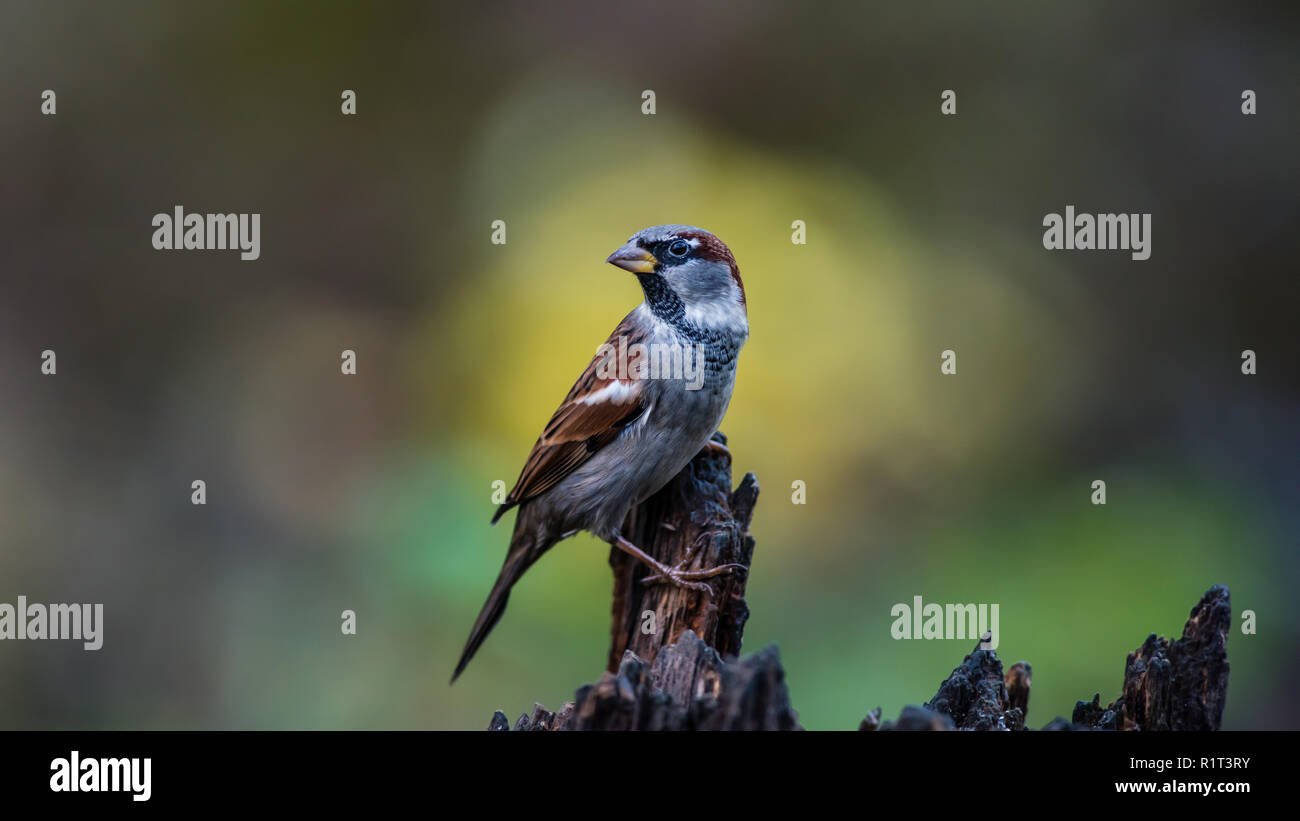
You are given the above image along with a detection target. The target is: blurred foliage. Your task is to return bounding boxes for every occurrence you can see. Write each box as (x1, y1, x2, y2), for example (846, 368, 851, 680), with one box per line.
(0, 1, 1295, 729)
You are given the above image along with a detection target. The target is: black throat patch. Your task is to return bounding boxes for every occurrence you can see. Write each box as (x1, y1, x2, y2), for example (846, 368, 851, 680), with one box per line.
(637, 273, 686, 328)
(635, 272, 739, 369)
(628, 236, 743, 373)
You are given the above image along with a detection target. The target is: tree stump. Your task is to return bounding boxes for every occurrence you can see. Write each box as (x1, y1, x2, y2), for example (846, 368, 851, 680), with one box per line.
(861, 585, 1231, 731)
(1068, 585, 1231, 731)
(487, 431, 804, 730)
(606, 430, 759, 670)
(493, 631, 800, 731)
(482, 431, 1232, 732)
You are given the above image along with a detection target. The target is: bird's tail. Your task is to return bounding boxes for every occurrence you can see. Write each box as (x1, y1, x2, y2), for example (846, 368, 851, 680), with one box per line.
(451, 517, 547, 683)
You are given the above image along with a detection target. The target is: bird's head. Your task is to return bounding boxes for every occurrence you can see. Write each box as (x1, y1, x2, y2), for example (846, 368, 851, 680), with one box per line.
(605, 225, 746, 327)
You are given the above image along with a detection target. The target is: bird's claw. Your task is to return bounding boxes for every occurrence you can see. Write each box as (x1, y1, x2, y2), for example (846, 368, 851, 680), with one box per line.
(643, 561, 748, 592)
(702, 439, 731, 461)
(647, 573, 714, 595)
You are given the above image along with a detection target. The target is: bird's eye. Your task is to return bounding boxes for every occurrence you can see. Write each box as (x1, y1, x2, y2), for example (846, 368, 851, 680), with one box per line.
(668, 239, 690, 257)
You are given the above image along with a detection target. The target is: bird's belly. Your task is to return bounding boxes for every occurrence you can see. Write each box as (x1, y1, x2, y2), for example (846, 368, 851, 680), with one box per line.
(549, 372, 734, 540)
(620, 374, 733, 494)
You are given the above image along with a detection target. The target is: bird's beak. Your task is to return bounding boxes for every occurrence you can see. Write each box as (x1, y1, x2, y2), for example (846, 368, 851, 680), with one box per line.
(605, 243, 657, 274)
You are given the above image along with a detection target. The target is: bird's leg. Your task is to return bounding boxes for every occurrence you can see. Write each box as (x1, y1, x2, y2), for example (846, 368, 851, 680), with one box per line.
(633, 526, 748, 586)
(702, 439, 731, 460)
(612, 535, 722, 595)
(642, 560, 747, 585)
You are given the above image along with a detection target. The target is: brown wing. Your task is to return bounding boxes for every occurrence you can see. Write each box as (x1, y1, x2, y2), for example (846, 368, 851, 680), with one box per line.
(491, 311, 650, 523)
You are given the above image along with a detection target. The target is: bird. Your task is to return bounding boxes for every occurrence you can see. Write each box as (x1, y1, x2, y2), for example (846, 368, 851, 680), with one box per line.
(451, 225, 750, 682)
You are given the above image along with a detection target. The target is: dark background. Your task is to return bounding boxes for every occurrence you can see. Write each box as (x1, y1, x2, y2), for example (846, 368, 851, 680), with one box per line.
(0, 1, 1295, 729)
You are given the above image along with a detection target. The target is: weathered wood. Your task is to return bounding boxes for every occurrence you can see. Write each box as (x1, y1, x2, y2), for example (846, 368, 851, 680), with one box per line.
(480, 429, 1233, 732)
(863, 586, 1231, 731)
(864, 640, 1028, 731)
(1069, 585, 1230, 731)
(492, 630, 800, 731)
(486, 432, 798, 731)
(1005, 662, 1032, 718)
(606, 431, 758, 671)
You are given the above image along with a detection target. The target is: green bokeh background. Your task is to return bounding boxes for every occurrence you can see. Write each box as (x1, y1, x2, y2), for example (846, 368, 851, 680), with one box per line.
(0, 1, 1295, 729)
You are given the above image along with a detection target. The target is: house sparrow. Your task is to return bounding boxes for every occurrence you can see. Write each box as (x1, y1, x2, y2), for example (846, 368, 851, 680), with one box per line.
(452, 225, 749, 682)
